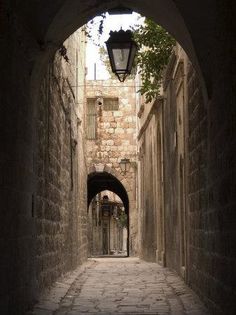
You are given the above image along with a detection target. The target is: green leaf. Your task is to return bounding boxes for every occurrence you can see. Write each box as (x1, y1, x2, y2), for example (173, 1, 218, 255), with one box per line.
(133, 18, 175, 103)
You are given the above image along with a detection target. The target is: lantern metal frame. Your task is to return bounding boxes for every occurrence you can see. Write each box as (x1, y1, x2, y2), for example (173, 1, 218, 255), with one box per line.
(106, 29, 137, 82)
(119, 158, 131, 174)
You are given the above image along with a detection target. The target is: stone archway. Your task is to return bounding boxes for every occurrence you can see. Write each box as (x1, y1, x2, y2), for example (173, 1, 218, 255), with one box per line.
(29, 0, 213, 112)
(0, 1, 234, 314)
(88, 163, 133, 208)
(87, 171, 129, 211)
(87, 167, 131, 256)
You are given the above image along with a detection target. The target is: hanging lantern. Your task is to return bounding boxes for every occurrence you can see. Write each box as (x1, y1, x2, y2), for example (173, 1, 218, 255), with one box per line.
(106, 29, 137, 82)
(119, 158, 131, 174)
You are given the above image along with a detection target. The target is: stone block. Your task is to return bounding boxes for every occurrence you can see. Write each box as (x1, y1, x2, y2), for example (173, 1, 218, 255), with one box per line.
(113, 111, 122, 117)
(107, 128, 114, 133)
(115, 128, 124, 134)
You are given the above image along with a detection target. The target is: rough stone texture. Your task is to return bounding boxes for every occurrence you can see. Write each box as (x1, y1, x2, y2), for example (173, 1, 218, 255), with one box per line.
(137, 47, 189, 269)
(0, 1, 235, 314)
(30, 258, 209, 315)
(28, 260, 95, 315)
(138, 100, 164, 263)
(186, 58, 209, 306)
(35, 29, 88, 294)
(86, 80, 138, 256)
(162, 46, 188, 276)
(0, 6, 38, 313)
(187, 49, 235, 314)
(0, 24, 87, 313)
(186, 5, 236, 314)
(138, 41, 236, 315)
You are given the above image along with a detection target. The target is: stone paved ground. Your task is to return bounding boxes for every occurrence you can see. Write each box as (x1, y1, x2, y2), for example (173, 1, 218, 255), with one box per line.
(30, 258, 209, 315)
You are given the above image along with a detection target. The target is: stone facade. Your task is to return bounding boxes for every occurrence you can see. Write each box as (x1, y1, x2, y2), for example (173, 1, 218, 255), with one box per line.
(137, 43, 236, 314)
(0, 1, 235, 314)
(86, 80, 138, 255)
(35, 29, 88, 297)
(137, 98, 164, 263)
(162, 46, 190, 277)
(137, 46, 202, 271)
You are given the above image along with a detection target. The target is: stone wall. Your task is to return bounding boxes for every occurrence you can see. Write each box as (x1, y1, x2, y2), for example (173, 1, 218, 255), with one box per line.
(138, 45, 202, 276)
(0, 24, 88, 311)
(138, 41, 236, 314)
(0, 2, 235, 314)
(141, 44, 208, 292)
(86, 80, 138, 255)
(35, 29, 88, 293)
(187, 50, 235, 315)
(162, 68, 179, 272)
(0, 7, 39, 313)
(162, 46, 189, 277)
(138, 100, 165, 263)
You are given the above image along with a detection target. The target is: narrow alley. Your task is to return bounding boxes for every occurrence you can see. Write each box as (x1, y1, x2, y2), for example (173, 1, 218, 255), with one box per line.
(0, 1, 235, 315)
(31, 258, 208, 315)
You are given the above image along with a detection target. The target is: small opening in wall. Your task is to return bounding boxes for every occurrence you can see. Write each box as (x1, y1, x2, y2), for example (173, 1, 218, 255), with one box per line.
(103, 98, 119, 111)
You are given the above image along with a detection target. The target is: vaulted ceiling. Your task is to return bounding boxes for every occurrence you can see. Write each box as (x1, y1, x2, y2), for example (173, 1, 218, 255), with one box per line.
(16, 0, 224, 101)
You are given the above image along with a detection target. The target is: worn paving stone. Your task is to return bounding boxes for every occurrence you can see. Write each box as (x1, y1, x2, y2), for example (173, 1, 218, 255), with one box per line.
(31, 257, 209, 315)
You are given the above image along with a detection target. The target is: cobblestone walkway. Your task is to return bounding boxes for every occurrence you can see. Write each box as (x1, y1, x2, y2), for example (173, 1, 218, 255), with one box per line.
(31, 258, 209, 315)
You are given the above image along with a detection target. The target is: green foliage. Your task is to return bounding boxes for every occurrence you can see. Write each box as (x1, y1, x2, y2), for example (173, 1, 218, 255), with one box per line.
(83, 14, 106, 45)
(86, 15, 175, 102)
(117, 211, 127, 228)
(133, 18, 175, 103)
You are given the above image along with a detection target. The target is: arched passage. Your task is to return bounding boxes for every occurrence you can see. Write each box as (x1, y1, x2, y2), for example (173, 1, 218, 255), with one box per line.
(88, 171, 130, 256)
(88, 171, 129, 213)
(0, 1, 234, 314)
(29, 0, 212, 110)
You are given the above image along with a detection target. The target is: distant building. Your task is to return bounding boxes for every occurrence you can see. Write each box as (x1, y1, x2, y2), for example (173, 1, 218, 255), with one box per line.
(88, 191, 127, 256)
(86, 79, 138, 256)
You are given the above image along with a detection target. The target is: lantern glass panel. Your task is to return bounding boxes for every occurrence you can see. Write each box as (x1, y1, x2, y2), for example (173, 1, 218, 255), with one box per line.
(120, 161, 126, 172)
(112, 47, 129, 71)
(127, 44, 137, 72)
(106, 29, 137, 82)
(119, 158, 131, 173)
